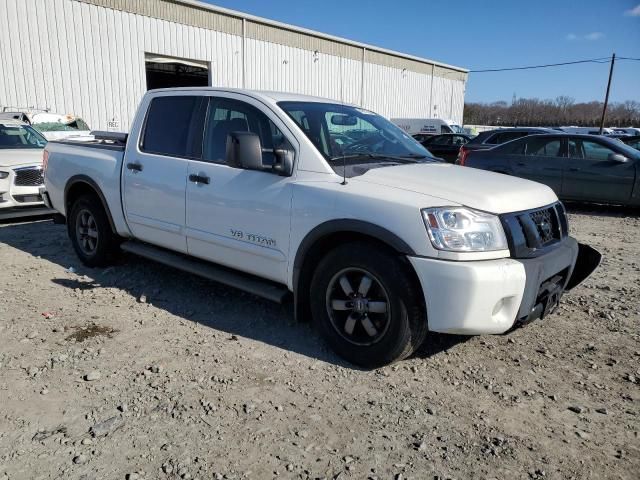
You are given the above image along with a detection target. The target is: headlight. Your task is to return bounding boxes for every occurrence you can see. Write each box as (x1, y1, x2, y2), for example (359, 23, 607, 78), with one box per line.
(422, 207, 508, 252)
(0, 171, 8, 179)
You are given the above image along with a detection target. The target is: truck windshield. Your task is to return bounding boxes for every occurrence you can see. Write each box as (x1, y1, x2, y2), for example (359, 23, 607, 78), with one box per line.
(278, 102, 435, 167)
(0, 123, 47, 149)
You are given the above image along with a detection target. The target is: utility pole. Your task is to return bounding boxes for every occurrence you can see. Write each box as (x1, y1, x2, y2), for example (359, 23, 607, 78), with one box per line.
(599, 53, 615, 134)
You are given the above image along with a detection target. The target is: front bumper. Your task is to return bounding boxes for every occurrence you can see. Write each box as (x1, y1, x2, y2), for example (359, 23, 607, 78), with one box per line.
(408, 237, 600, 335)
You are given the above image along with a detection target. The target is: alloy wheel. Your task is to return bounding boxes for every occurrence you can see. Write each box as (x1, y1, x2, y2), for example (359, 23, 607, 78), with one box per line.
(75, 209, 99, 256)
(325, 267, 391, 346)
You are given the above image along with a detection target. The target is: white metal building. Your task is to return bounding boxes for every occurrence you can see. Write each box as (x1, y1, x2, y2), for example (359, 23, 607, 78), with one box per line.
(0, 0, 468, 131)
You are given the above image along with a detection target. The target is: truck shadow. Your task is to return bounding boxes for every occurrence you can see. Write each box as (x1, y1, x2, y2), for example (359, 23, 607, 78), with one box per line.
(1, 219, 461, 369)
(563, 202, 640, 218)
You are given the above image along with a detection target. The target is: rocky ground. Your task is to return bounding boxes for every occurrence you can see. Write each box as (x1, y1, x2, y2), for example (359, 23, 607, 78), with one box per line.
(0, 205, 638, 480)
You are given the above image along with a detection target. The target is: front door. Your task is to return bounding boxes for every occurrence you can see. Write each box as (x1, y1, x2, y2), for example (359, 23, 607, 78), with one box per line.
(122, 94, 207, 252)
(185, 94, 297, 284)
(562, 137, 635, 203)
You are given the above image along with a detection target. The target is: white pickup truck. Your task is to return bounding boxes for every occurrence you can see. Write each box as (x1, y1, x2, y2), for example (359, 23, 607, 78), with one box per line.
(41, 88, 600, 367)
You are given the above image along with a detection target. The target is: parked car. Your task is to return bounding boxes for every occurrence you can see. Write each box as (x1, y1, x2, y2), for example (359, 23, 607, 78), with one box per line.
(391, 118, 465, 136)
(419, 133, 473, 163)
(557, 126, 615, 135)
(0, 112, 32, 124)
(42, 88, 599, 368)
(458, 133, 640, 206)
(31, 113, 91, 141)
(621, 135, 640, 151)
(0, 120, 50, 216)
(613, 127, 640, 136)
(457, 127, 555, 164)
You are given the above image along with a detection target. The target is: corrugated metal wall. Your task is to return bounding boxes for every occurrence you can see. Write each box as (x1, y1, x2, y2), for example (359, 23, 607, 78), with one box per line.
(0, 0, 466, 130)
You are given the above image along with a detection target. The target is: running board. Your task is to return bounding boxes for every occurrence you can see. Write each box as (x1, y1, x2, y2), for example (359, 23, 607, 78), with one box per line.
(120, 240, 290, 303)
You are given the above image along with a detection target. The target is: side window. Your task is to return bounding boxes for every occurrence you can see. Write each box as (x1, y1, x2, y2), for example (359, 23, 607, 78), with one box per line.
(582, 140, 617, 161)
(202, 98, 291, 165)
(441, 125, 453, 134)
(452, 135, 467, 146)
(495, 132, 527, 144)
(568, 139, 583, 158)
(485, 133, 499, 145)
(524, 137, 562, 157)
(431, 135, 452, 146)
(500, 138, 526, 154)
(141, 96, 207, 158)
(627, 139, 640, 150)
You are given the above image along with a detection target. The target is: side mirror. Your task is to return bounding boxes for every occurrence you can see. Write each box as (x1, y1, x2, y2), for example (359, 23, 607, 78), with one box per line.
(608, 153, 628, 163)
(272, 148, 294, 176)
(226, 131, 294, 176)
(226, 131, 263, 170)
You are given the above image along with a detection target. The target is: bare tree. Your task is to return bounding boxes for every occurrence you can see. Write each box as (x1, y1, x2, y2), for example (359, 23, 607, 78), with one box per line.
(463, 98, 640, 127)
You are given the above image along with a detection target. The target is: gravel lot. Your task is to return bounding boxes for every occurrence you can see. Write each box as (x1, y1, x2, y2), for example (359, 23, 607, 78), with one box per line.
(0, 206, 638, 480)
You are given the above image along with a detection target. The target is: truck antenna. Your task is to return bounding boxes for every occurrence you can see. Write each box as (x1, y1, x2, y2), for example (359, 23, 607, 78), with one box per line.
(339, 57, 347, 185)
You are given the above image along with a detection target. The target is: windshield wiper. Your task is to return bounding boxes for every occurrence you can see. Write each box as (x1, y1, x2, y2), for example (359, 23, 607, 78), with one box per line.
(330, 153, 427, 163)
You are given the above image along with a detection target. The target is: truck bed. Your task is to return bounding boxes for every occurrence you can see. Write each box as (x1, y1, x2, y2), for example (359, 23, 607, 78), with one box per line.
(49, 130, 128, 152)
(44, 131, 130, 235)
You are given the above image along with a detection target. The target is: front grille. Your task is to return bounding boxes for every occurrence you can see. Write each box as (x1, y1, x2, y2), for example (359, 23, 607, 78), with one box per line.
(528, 208, 557, 245)
(501, 203, 568, 258)
(14, 167, 44, 187)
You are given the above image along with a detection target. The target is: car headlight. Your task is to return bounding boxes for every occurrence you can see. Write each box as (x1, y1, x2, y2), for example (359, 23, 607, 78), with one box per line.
(422, 207, 508, 252)
(0, 171, 9, 179)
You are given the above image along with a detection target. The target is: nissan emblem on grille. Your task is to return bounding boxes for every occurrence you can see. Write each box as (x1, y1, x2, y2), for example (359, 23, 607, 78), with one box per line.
(14, 167, 44, 187)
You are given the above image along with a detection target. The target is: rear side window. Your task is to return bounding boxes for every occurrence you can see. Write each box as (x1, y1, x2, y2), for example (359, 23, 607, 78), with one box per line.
(431, 135, 452, 145)
(499, 137, 526, 154)
(492, 131, 528, 144)
(524, 137, 562, 157)
(141, 96, 208, 158)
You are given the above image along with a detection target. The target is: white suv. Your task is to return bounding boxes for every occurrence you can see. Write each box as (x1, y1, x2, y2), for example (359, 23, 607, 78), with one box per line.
(0, 120, 48, 214)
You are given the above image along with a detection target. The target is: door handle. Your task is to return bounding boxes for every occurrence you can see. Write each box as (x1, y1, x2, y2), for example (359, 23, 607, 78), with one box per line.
(188, 174, 210, 185)
(569, 167, 580, 172)
(126, 162, 143, 172)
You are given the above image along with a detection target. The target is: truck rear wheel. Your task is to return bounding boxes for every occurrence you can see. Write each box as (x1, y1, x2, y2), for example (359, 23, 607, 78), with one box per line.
(310, 242, 427, 368)
(68, 194, 118, 267)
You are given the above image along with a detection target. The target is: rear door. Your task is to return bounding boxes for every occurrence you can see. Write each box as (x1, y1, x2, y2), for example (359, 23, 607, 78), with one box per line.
(562, 137, 635, 203)
(508, 136, 564, 194)
(122, 94, 207, 253)
(185, 93, 297, 284)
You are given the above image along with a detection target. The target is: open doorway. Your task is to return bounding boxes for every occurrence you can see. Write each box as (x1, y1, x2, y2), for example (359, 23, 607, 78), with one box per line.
(145, 53, 210, 90)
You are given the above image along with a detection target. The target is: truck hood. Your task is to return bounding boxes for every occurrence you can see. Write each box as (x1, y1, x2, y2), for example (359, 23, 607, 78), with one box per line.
(0, 149, 44, 168)
(351, 162, 558, 214)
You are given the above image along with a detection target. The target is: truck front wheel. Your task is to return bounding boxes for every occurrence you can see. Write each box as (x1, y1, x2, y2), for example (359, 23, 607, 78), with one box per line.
(310, 242, 427, 368)
(68, 195, 118, 267)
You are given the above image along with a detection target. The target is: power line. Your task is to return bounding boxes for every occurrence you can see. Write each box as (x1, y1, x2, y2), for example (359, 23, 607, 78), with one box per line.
(469, 56, 640, 73)
(469, 57, 613, 73)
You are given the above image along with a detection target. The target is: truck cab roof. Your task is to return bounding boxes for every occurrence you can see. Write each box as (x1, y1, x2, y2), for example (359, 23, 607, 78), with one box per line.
(144, 87, 346, 106)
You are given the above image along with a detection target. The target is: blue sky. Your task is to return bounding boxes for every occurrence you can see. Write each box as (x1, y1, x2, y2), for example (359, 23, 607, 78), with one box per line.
(203, 0, 640, 104)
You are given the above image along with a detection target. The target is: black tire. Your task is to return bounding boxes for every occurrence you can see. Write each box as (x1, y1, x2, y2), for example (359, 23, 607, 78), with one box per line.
(310, 242, 427, 368)
(68, 194, 119, 267)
